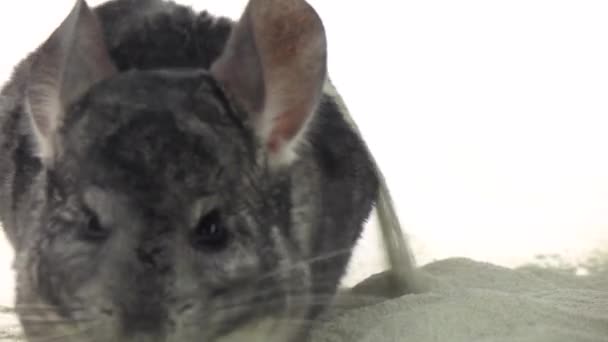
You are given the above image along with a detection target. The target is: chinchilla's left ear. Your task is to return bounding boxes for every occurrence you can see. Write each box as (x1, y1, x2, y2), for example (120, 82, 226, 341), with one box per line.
(211, 0, 327, 167)
(26, 0, 117, 164)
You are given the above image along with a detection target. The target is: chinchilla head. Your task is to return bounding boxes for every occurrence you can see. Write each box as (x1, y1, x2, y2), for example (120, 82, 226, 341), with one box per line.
(4, 0, 363, 341)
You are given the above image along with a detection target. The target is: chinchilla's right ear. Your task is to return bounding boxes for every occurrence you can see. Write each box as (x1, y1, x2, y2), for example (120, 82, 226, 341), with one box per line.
(211, 0, 327, 168)
(25, 0, 117, 165)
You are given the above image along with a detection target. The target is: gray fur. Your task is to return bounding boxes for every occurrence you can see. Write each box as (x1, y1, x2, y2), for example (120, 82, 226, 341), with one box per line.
(0, 0, 380, 341)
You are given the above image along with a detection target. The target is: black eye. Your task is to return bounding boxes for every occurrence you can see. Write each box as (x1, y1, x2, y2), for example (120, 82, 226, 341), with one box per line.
(192, 210, 229, 250)
(79, 209, 110, 242)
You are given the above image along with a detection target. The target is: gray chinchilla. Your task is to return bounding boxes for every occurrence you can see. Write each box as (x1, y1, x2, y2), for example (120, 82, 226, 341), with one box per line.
(0, 0, 417, 341)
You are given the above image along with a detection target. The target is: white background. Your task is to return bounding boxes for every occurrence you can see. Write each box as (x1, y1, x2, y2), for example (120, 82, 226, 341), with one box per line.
(1, 0, 608, 304)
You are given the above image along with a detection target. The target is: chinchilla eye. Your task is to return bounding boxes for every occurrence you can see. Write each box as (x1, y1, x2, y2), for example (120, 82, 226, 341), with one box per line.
(192, 210, 230, 251)
(79, 209, 110, 242)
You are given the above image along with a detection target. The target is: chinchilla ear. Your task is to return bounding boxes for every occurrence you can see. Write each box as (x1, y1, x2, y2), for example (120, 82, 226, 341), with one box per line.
(210, 0, 327, 167)
(26, 0, 117, 164)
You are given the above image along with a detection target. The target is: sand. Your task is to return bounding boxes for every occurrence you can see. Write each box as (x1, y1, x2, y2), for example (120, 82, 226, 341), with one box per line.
(311, 258, 608, 342)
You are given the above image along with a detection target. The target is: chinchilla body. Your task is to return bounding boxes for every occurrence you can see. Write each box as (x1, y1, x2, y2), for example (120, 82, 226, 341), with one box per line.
(0, 0, 378, 341)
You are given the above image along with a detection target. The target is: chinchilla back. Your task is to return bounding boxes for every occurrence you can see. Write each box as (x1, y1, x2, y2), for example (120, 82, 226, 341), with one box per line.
(324, 80, 422, 295)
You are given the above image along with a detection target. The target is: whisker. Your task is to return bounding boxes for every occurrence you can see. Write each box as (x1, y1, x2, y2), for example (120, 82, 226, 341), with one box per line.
(10, 303, 57, 308)
(252, 247, 355, 283)
(210, 270, 381, 315)
(273, 317, 353, 337)
(213, 290, 379, 316)
(25, 322, 100, 342)
(201, 247, 356, 313)
(273, 317, 325, 327)
(10, 304, 85, 312)
(18, 317, 92, 325)
(0, 306, 16, 314)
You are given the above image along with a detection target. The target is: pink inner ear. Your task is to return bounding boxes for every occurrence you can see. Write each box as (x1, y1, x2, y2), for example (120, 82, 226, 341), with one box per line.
(267, 107, 311, 154)
(211, 0, 327, 161)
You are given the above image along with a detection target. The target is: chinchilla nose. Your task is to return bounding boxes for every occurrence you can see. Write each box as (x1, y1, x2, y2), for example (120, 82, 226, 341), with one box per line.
(136, 242, 172, 273)
(116, 230, 175, 337)
(135, 220, 174, 274)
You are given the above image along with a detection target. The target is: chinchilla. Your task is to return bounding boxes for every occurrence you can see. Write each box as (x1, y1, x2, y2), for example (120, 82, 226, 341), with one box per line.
(0, 0, 419, 341)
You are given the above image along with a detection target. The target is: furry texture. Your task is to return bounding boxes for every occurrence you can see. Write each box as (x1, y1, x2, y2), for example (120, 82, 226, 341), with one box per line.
(0, 0, 379, 341)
